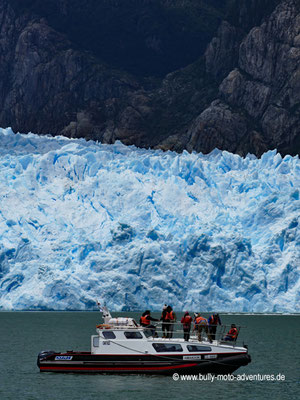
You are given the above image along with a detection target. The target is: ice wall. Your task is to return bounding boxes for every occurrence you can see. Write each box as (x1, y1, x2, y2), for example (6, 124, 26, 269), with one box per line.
(0, 128, 299, 312)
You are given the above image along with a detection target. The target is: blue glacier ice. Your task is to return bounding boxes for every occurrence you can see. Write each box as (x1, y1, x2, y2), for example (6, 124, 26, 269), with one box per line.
(0, 127, 299, 312)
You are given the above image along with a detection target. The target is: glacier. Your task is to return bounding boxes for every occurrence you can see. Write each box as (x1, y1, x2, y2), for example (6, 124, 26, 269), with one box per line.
(0, 127, 299, 312)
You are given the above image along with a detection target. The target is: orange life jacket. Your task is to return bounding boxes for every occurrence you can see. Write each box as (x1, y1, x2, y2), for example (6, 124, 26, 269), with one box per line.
(140, 315, 150, 325)
(195, 316, 207, 325)
(166, 311, 175, 321)
(228, 327, 238, 339)
(161, 310, 169, 321)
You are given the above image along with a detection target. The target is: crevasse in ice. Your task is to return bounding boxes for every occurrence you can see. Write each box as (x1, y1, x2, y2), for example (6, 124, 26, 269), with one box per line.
(0, 128, 299, 312)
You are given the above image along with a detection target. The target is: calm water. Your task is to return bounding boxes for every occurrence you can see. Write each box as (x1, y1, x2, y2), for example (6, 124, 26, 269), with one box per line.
(1, 312, 299, 400)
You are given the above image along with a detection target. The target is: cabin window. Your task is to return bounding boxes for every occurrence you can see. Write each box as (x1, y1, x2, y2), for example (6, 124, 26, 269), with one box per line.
(93, 337, 99, 347)
(143, 329, 153, 338)
(102, 331, 116, 339)
(124, 331, 143, 339)
(187, 345, 212, 352)
(152, 343, 183, 352)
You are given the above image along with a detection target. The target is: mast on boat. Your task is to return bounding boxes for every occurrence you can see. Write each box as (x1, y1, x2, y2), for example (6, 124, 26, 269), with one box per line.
(96, 300, 112, 324)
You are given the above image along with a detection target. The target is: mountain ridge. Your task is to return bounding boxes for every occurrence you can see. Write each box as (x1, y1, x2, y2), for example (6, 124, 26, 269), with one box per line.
(0, 0, 299, 156)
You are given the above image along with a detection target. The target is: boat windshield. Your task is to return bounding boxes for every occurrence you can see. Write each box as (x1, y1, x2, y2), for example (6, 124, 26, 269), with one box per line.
(143, 329, 153, 338)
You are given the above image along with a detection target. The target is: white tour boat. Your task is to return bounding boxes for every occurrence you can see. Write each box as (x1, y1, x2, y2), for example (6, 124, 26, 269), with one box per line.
(37, 305, 251, 374)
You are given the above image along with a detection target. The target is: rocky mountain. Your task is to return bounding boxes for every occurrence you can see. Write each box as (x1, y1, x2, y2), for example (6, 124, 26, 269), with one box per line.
(0, 0, 299, 156)
(186, 0, 300, 156)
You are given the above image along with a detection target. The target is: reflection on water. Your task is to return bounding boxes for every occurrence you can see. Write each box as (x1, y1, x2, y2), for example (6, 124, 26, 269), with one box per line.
(0, 312, 299, 400)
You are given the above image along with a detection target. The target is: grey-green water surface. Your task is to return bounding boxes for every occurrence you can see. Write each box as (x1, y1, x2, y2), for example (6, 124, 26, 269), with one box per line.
(0, 312, 299, 400)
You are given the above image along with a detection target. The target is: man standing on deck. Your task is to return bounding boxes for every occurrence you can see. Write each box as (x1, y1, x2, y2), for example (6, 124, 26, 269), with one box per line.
(160, 304, 169, 338)
(166, 306, 176, 338)
(208, 313, 222, 341)
(181, 311, 193, 341)
(194, 313, 212, 343)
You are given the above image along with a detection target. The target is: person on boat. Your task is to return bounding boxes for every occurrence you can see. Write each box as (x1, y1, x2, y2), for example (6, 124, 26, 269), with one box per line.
(140, 310, 159, 337)
(224, 324, 238, 341)
(160, 304, 170, 338)
(181, 311, 193, 341)
(208, 313, 222, 341)
(166, 306, 176, 338)
(194, 313, 212, 343)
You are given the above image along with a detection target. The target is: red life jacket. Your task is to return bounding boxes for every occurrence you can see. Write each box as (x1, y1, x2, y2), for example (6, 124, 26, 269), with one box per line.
(228, 327, 238, 339)
(195, 316, 207, 325)
(181, 315, 192, 327)
(140, 315, 150, 326)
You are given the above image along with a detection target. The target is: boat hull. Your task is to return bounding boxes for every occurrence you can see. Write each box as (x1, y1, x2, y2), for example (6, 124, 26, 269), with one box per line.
(37, 351, 251, 375)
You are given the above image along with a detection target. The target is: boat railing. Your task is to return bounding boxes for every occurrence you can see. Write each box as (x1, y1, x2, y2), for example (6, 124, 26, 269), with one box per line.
(145, 322, 244, 346)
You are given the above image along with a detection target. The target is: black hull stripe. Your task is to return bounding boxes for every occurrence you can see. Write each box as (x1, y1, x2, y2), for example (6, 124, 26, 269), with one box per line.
(40, 352, 247, 363)
(39, 355, 251, 374)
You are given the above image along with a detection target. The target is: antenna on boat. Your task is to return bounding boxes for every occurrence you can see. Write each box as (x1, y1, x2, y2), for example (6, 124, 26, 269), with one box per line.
(96, 299, 112, 324)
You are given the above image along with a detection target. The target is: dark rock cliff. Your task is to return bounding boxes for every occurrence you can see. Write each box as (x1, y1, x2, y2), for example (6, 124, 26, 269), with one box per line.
(0, 0, 299, 156)
(187, 0, 300, 156)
